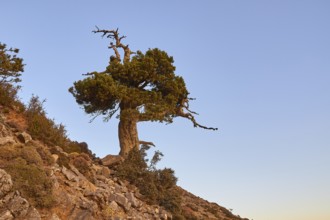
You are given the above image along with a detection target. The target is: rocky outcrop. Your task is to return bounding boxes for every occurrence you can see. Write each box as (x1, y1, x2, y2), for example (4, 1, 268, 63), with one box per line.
(48, 161, 172, 220)
(16, 132, 32, 144)
(0, 110, 248, 220)
(0, 123, 17, 146)
(0, 169, 41, 220)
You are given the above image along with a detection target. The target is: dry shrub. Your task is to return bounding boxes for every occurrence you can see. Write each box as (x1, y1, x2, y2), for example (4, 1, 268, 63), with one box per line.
(71, 153, 91, 175)
(115, 147, 182, 215)
(0, 144, 55, 207)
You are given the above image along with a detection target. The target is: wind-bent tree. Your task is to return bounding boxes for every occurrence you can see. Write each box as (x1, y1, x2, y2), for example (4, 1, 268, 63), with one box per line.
(69, 28, 217, 157)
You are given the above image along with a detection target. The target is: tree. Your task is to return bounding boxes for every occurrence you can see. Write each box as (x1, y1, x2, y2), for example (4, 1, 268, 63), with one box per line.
(0, 43, 24, 84)
(69, 27, 217, 157)
(0, 43, 24, 107)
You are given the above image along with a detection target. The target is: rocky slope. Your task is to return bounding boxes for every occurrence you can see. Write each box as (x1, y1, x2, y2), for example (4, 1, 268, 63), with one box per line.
(0, 109, 248, 220)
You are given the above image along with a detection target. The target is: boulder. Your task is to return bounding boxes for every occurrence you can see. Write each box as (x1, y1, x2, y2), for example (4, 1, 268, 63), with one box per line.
(52, 154, 59, 163)
(125, 192, 139, 208)
(0, 137, 16, 146)
(62, 166, 79, 182)
(109, 193, 131, 211)
(101, 155, 124, 167)
(0, 210, 13, 219)
(0, 124, 10, 137)
(109, 201, 118, 211)
(17, 132, 32, 144)
(50, 213, 62, 220)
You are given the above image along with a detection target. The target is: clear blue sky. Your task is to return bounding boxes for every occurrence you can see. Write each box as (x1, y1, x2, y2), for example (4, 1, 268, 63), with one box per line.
(1, 1, 329, 219)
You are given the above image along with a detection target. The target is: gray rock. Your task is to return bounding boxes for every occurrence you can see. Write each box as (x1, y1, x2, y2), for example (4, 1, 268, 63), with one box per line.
(49, 213, 62, 220)
(109, 193, 131, 211)
(0, 124, 10, 137)
(115, 193, 128, 207)
(71, 210, 95, 220)
(0, 169, 13, 198)
(0, 210, 14, 220)
(114, 184, 122, 194)
(17, 132, 32, 144)
(160, 212, 168, 220)
(101, 155, 123, 167)
(0, 136, 16, 146)
(52, 154, 59, 163)
(24, 206, 41, 220)
(6, 192, 30, 218)
(62, 166, 79, 182)
(125, 192, 139, 208)
(109, 200, 118, 211)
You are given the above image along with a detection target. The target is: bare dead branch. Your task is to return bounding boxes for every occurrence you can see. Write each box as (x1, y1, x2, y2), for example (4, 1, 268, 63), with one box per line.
(177, 110, 218, 130)
(93, 26, 132, 63)
(177, 98, 217, 130)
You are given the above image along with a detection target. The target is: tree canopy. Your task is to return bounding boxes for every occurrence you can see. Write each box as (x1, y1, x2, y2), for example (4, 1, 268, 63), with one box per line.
(0, 43, 24, 84)
(69, 28, 217, 156)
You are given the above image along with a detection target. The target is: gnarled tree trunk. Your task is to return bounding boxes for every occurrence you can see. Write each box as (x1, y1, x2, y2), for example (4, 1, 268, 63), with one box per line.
(118, 118, 139, 157)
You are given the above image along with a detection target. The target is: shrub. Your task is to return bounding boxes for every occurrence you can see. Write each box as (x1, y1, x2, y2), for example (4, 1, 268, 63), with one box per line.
(35, 143, 55, 166)
(0, 82, 24, 110)
(25, 96, 94, 158)
(63, 141, 94, 158)
(71, 153, 91, 175)
(115, 147, 182, 215)
(25, 95, 68, 147)
(6, 158, 55, 207)
(0, 144, 55, 208)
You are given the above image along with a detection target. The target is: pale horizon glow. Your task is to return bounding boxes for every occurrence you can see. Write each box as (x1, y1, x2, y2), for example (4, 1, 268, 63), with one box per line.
(1, 1, 330, 220)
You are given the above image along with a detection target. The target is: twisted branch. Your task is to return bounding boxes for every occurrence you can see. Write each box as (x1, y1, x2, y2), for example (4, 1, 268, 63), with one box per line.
(177, 98, 218, 130)
(93, 26, 133, 63)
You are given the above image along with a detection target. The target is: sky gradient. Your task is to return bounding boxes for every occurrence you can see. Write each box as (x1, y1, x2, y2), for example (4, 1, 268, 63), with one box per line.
(1, 1, 330, 219)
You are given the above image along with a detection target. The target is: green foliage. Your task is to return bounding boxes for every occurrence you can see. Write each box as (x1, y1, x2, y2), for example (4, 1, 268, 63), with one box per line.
(64, 141, 93, 156)
(0, 145, 55, 208)
(35, 143, 55, 166)
(70, 29, 216, 158)
(115, 147, 182, 214)
(0, 43, 24, 84)
(25, 95, 94, 157)
(26, 95, 68, 147)
(0, 43, 24, 110)
(70, 48, 189, 123)
(70, 152, 92, 175)
(69, 152, 95, 182)
(0, 82, 19, 107)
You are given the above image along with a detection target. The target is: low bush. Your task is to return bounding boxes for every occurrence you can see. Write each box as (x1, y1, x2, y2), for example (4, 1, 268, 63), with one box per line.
(115, 147, 182, 216)
(25, 95, 94, 157)
(71, 152, 91, 175)
(0, 82, 24, 112)
(0, 145, 55, 208)
(25, 95, 68, 147)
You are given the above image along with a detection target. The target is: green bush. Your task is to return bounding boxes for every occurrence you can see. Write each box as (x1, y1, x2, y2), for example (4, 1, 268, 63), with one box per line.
(0, 145, 55, 208)
(0, 82, 24, 111)
(25, 96, 94, 158)
(6, 158, 55, 207)
(63, 141, 94, 158)
(25, 95, 68, 147)
(35, 143, 55, 166)
(71, 152, 91, 175)
(115, 147, 182, 215)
